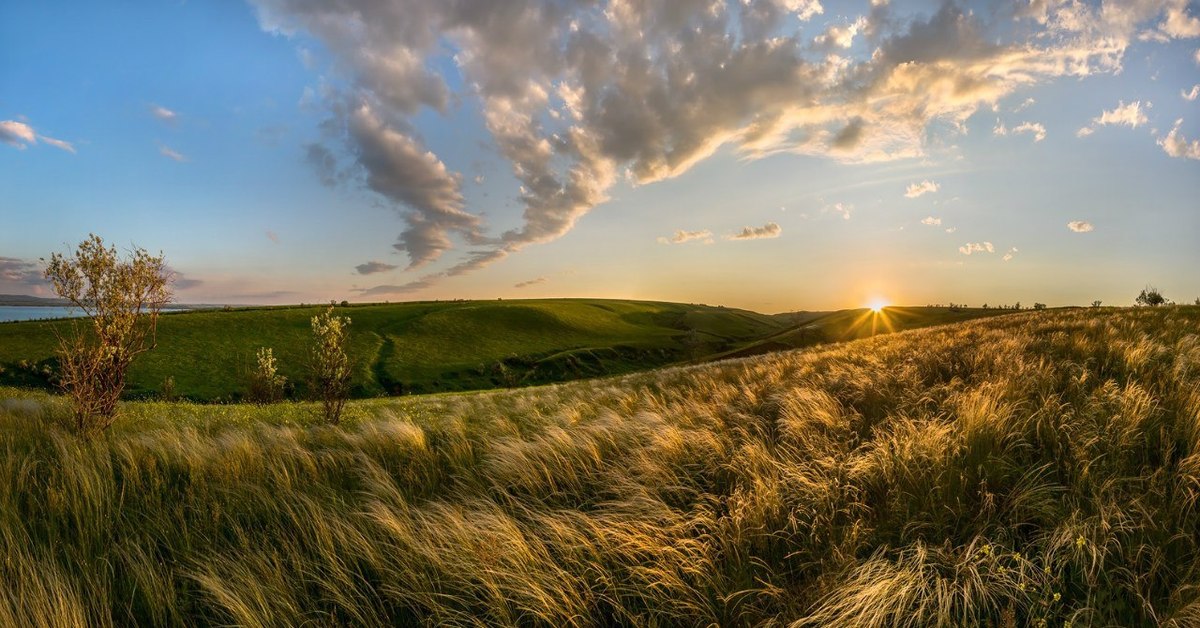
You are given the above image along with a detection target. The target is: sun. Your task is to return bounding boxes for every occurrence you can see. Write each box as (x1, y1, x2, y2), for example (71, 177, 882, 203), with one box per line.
(867, 298, 889, 313)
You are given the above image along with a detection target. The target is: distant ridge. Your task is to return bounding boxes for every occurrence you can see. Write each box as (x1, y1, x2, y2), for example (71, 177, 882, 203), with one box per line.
(0, 294, 69, 307)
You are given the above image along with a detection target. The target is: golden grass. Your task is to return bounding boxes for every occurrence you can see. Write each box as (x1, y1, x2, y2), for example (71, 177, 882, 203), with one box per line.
(1, 306, 1198, 625)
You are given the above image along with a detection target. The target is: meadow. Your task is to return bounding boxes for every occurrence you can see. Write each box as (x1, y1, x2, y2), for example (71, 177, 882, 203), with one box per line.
(0, 299, 1004, 401)
(2, 305, 1198, 626)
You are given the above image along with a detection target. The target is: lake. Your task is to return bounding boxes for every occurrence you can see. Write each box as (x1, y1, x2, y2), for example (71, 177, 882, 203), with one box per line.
(0, 306, 85, 323)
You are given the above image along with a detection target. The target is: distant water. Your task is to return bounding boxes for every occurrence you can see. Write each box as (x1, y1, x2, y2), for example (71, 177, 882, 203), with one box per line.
(0, 306, 85, 322)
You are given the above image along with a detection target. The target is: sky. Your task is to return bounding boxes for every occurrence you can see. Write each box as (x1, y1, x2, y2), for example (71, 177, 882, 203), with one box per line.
(1, 0, 1198, 313)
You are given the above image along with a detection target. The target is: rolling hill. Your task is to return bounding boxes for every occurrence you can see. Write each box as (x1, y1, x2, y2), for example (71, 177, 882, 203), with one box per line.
(0, 299, 1010, 401)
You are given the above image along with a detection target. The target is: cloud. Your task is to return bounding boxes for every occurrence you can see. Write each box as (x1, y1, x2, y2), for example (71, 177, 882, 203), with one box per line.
(304, 143, 342, 187)
(513, 277, 547, 288)
(0, 121, 36, 148)
(1158, 118, 1200, 159)
(266, 230, 279, 244)
(905, 180, 939, 198)
(657, 229, 714, 245)
(1067, 220, 1094, 233)
(958, 241, 994, 255)
(1002, 247, 1018, 262)
(1014, 97, 1036, 112)
(921, 216, 941, 226)
(727, 222, 782, 240)
(1012, 122, 1046, 142)
(823, 202, 852, 220)
(0, 257, 45, 290)
(355, 260, 399, 275)
(162, 266, 203, 290)
(945, 227, 957, 234)
(38, 136, 76, 153)
(1185, 85, 1200, 101)
(159, 145, 187, 162)
(814, 16, 866, 49)
(251, 0, 1195, 293)
(0, 120, 74, 153)
(149, 104, 179, 125)
(1078, 100, 1149, 136)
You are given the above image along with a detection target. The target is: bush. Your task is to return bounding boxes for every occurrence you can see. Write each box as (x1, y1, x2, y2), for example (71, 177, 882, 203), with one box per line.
(42, 234, 172, 434)
(248, 347, 287, 404)
(1136, 286, 1165, 307)
(309, 307, 351, 423)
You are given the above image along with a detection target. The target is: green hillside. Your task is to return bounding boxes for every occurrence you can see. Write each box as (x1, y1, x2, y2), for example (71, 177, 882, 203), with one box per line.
(0, 299, 787, 400)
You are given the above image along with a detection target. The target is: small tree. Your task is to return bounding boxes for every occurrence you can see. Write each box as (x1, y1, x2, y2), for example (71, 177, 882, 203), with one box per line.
(1033, 302, 1047, 310)
(1091, 300, 1102, 308)
(248, 347, 287, 404)
(309, 307, 351, 424)
(43, 234, 172, 434)
(1135, 286, 1166, 307)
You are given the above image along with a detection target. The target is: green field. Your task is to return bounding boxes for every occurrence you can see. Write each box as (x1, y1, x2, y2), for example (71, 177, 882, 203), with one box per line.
(0, 299, 1007, 401)
(1, 306, 1198, 625)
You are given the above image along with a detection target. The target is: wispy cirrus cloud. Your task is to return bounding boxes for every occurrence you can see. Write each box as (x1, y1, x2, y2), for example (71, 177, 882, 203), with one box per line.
(727, 222, 782, 241)
(994, 121, 1046, 142)
(159, 145, 187, 162)
(149, 104, 179, 125)
(905, 180, 939, 199)
(1184, 85, 1200, 101)
(1067, 220, 1095, 233)
(1002, 247, 1018, 262)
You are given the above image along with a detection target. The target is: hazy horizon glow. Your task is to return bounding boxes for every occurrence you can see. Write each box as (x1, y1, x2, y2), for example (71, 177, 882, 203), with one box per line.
(2, 1, 1198, 313)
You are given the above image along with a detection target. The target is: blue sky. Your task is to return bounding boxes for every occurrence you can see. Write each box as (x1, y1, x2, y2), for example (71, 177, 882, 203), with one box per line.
(2, 0, 1198, 312)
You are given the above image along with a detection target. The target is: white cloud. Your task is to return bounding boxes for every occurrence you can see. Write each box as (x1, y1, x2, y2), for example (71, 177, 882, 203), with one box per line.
(1183, 85, 1200, 101)
(814, 17, 866, 49)
(38, 136, 76, 153)
(1012, 121, 1047, 142)
(1078, 100, 1149, 136)
(958, 242, 994, 255)
(921, 216, 941, 226)
(1002, 247, 1018, 262)
(1067, 220, 1094, 232)
(1014, 97, 1036, 112)
(782, 0, 824, 22)
(727, 222, 782, 240)
(657, 229, 714, 245)
(0, 120, 74, 153)
(1158, 118, 1200, 160)
(0, 121, 36, 148)
(514, 277, 547, 289)
(149, 104, 178, 124)
(159, 145, 187, 162)
(945, 227, 957, 234)
(905, 180, 939, 198)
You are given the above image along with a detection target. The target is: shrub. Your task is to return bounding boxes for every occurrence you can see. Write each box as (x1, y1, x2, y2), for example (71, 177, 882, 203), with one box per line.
(248, 347, 287, 404)
(42, 234, 172, 434)
(1136, 286, 1165, 307)
(309, 307, 351, 423)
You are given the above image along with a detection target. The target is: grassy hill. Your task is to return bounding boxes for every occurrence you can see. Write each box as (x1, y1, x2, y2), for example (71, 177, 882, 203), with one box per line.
(1, 306, 1197, 625)
(0, 299, 788, 400)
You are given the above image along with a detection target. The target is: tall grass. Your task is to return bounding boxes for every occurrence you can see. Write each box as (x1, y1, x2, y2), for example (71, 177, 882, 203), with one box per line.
(1, 306, 1199, 625)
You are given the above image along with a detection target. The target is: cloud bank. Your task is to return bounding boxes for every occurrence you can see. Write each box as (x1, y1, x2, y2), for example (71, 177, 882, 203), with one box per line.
(250, 0, 1200, 294)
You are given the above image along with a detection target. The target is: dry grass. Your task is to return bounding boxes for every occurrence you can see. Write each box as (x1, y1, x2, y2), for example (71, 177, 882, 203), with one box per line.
(1, 306, 1198, 626)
